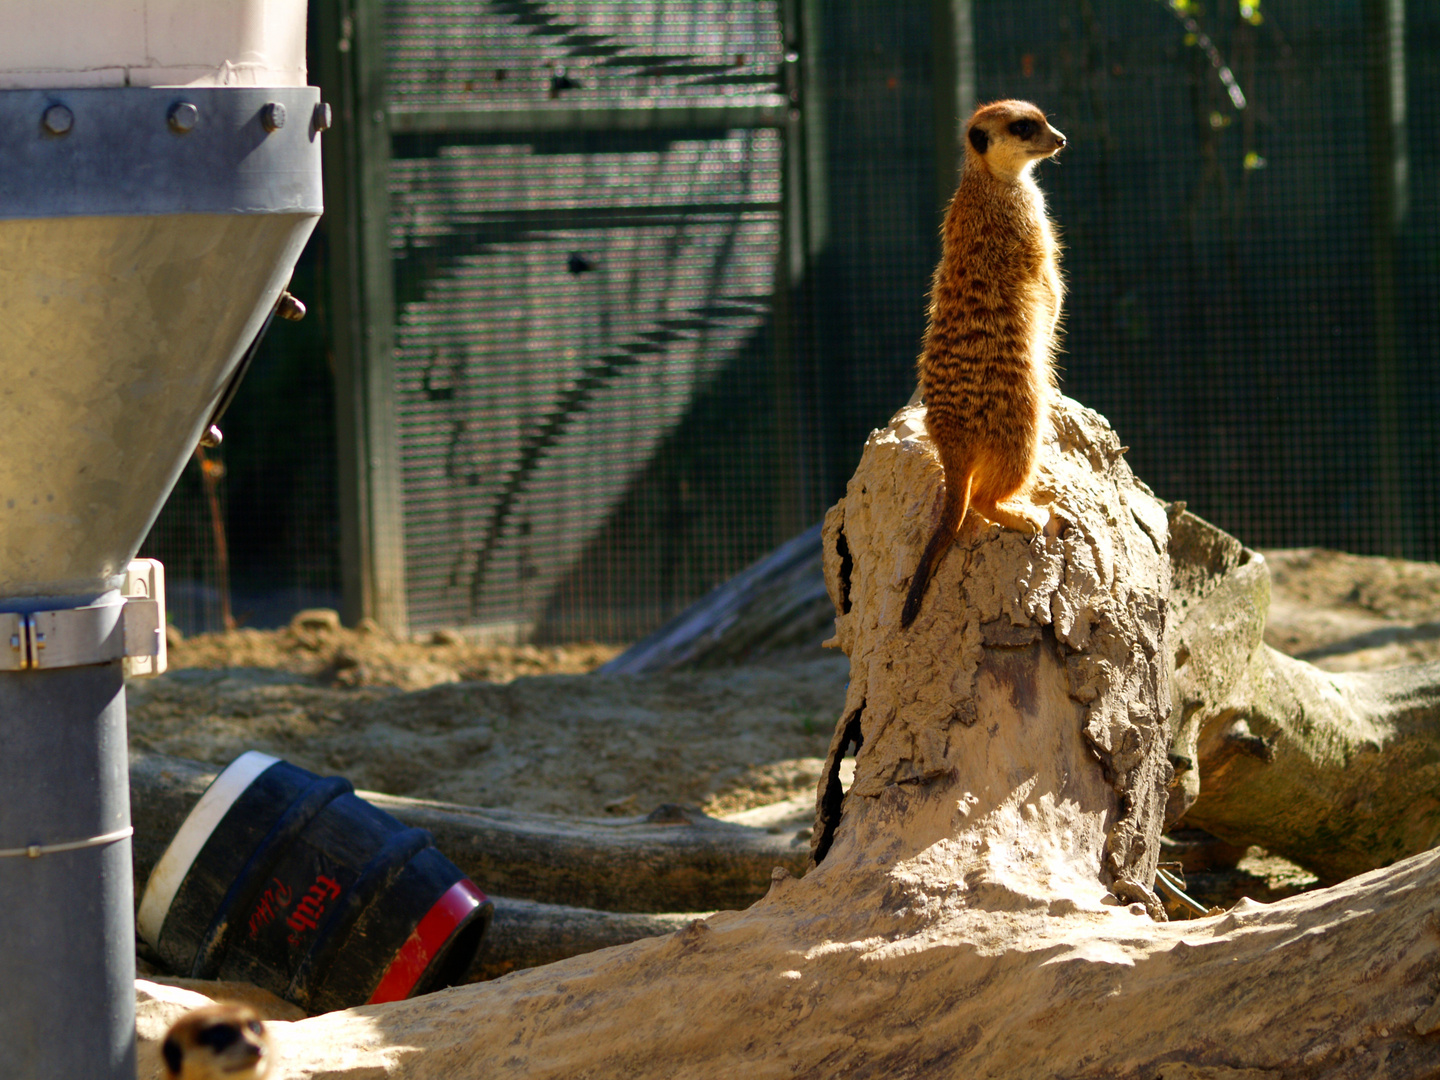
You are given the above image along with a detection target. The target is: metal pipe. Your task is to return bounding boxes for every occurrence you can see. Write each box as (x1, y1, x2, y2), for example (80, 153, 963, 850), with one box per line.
(0, 83, 322, 1078)
(0, 662, 134, 1079)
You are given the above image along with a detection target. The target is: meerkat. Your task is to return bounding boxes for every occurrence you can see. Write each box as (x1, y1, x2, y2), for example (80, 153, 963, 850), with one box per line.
(160, 1003, 272, 1080)
(899, 100, 1066, 629)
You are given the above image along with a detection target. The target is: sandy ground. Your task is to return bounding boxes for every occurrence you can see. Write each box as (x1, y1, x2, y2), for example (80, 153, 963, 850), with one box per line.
(124, 543, 1440, 1073)
(126, 547, 1440, 909)
(1262, 547, 1440, 670)
(134, 615, 846, 819)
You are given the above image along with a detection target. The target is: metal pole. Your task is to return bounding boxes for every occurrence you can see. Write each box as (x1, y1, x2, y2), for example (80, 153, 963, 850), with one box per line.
(0, 662, 135, 1080)
(913, 0, 976, 411)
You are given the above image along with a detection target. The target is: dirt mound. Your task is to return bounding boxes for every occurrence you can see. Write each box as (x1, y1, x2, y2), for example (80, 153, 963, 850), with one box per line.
(165, 609, 620, 690)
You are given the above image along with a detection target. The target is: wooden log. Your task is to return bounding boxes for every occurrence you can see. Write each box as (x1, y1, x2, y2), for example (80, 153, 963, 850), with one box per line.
(367, 794, 807, 915)
(129, 751, 808, 916)
(600, 522, 832, 673)
(805, 399, 1175, 905)
(1167, 511, 1440, 882)
(219, 849, 1440, 1080)
(600, 465, 1440, 886)
(470, 899, 698, 983)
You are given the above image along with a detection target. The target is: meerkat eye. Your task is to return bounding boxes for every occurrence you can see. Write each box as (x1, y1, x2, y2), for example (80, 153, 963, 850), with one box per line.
(247, 1020, 265, 1036)
(198, 1023, 241, 1052)
(1008, 119, 1038, 140)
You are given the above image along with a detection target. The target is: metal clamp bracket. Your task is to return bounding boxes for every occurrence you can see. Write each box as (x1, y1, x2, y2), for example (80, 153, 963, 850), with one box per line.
(0, 559, 168, 676)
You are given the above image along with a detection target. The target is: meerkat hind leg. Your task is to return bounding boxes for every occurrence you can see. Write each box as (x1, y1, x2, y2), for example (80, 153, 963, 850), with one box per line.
(977, 498, 1048, 538)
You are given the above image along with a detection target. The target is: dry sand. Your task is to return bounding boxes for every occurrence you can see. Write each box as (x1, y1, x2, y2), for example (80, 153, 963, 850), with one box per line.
(130, 547, 1440, 824)
(126, 546, 1440, 1069)
(132, 617, 847, 819)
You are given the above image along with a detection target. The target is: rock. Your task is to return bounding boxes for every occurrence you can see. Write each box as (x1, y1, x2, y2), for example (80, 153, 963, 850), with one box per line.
(289, 608, 341, 634)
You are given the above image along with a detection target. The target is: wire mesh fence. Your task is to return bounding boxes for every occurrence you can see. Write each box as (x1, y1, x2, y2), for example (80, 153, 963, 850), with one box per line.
(387, 129, 784, 638)
(138, 243, 342, 635)
(976, 0, 1438, 559)
(383, 0, 793, 640)
(139, 0, 1440, 639)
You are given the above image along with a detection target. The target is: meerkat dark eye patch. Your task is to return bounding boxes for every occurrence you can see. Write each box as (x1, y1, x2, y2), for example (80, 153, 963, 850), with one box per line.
(1008, 119, 1038, 140)
(968, 126, 989, 154)
(162, 1039, 183, 1074)
(198, 1023, 241, 1053)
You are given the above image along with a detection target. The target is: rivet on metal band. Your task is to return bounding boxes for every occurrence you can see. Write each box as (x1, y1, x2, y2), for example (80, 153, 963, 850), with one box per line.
(0, 825, 134, 859)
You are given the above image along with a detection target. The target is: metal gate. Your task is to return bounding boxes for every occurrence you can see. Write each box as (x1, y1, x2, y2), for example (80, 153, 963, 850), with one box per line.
(319, 0, 812, 638)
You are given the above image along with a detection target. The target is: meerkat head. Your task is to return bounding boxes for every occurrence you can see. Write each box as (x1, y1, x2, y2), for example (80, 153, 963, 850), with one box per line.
(964, 101, 1066, 182)
(161, 1003, 272, 1080)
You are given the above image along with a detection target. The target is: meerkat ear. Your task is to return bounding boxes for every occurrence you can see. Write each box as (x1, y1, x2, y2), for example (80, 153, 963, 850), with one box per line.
(162, 1038, 183, 1075)
(968, 126, 989, 154)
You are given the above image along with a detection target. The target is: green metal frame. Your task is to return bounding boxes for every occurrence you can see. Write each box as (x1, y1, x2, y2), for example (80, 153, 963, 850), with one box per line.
(316, 0, 407, 633)
(387, 104, 791, 135)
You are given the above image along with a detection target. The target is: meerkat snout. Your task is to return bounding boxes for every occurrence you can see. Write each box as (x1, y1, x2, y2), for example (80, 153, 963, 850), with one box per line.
(161, 1003, 272, 1080)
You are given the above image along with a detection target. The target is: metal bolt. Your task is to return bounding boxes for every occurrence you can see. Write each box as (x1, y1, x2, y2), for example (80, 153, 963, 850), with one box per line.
(168, 101, 199, 133)
(260, 101, 286, 133)
(312, 101, 333, 132)
(41, 104, 73, 135)
(276, 291, 307, 322)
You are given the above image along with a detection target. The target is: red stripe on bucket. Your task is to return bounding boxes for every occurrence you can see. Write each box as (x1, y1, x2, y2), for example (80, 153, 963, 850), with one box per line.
(368, 879, 488, 1004)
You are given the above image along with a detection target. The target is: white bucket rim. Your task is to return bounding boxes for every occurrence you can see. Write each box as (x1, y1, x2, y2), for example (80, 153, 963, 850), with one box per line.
(136, 750, 280, 948)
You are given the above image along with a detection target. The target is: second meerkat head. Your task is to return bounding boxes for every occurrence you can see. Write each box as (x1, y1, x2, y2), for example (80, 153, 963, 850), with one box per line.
(964, 101, 1066, 182)
(161, 1003, 272, 1080)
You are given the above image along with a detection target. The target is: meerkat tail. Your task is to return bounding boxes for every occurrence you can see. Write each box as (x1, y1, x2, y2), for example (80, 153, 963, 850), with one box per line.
(900, 469, 974, 629)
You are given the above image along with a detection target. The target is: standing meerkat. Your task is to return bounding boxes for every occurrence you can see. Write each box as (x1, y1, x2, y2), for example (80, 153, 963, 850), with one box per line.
(160, 1003, 273, 1080)
(899, 99, 1066, 629)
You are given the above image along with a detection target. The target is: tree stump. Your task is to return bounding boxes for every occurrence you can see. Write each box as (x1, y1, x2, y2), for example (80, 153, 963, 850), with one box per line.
(809, 399, 1173, 915)
(153, 399, 1440, 1079)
